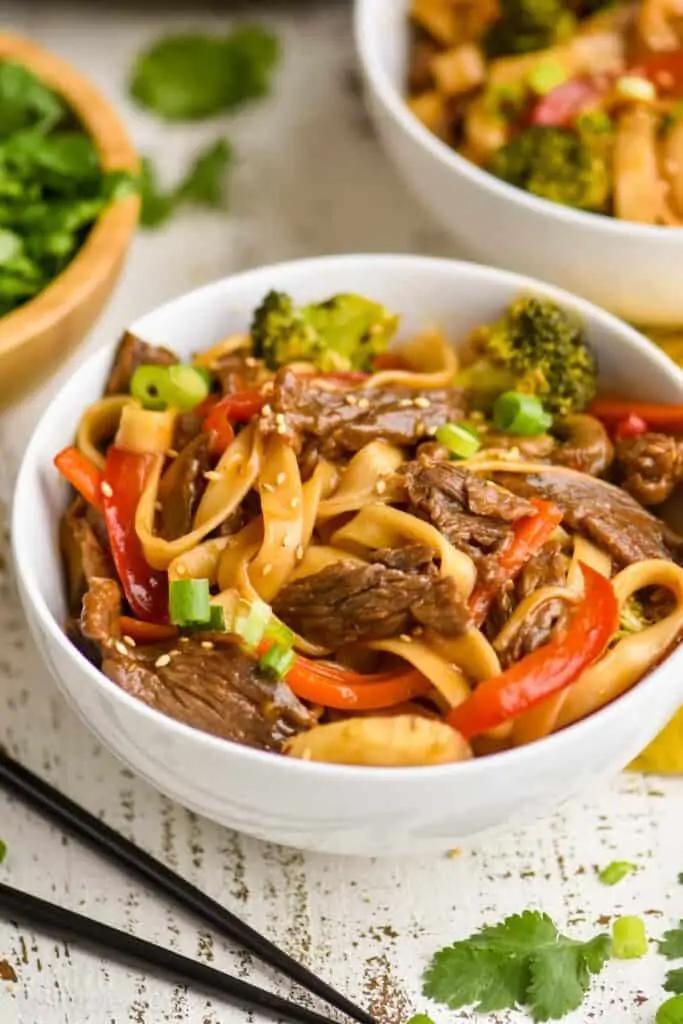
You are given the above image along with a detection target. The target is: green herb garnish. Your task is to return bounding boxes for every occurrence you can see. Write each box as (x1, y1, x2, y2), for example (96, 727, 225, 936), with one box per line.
(598, 861, 636, 886)
(139, 140, 232, 228)
(130, 26, 279, 121)
(0, 61, 136, 318)
(423, 911, 611, 1021)
(660, 922, 683, 960)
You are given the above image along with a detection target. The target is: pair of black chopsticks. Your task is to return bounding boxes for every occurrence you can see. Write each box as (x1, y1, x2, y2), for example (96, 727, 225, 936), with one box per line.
(0, 750, 375, 1024)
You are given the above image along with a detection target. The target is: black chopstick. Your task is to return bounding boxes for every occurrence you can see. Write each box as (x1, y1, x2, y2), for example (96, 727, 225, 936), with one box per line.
(0, 881, 340, 1024)
(0, 750, 374, 1024)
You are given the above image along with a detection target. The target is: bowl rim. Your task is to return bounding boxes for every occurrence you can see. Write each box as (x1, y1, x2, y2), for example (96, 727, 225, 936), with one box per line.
(13, 252, 683, 785)
(0, 32, 139, 360)
(354, 0, 683, 245)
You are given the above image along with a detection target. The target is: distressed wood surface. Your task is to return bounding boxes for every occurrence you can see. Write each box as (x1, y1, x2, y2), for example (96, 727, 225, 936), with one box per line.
(1, 4, 683, 1022)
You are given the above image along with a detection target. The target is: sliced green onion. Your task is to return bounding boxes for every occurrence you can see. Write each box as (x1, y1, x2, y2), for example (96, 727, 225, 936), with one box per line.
(169, 578, 211, 626)
(233, 598, 272, 649)
(264, 617, 295, 649)
(435, 422, 481, 459)
(612, 916, 648, 959)
(493, 391, 552, 436)
(598, 861, 635, 886)
(163, 365, 210, 412)
(194, 366, 213, 388)
(657, 996, 683, 1024)
(130, 365, 172, 410)
(528, 59, 568, 96)
(577, 110, 613, 135)
(193, 604, 227, 633)
(259, 642, 295, 680)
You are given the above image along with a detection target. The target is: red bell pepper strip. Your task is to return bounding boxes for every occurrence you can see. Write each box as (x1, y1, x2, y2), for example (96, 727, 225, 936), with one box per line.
(589, 397, 683, 432)
(614, 414, 648, 440)
(448, 563, 618, 740)
(102, 447, 169, 623)
(118, 616, 179, 644)
(54, 446, 103, 511)
(529, 75, 609, 128)
(282, 654, 432, 711)
(629, 51, 683, 94)
(469, 499, 564, 625)
(202, 390, 263, 454)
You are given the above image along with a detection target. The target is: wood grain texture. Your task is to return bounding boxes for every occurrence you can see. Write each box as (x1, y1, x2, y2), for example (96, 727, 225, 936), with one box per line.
(0, 32, 139, 409)
(0, 3, 681, 1022)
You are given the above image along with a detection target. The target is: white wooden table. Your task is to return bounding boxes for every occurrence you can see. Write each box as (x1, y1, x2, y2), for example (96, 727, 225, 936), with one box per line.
(1, 4, 683, 1022)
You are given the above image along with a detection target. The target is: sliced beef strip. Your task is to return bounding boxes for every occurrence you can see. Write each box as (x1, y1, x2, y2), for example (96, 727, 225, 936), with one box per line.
(273, 553, 470, 649)
(261, 368, 466, 459)
(60, 499, 115, 613)
(212, 351, 265, 396)
(397, 459, 535, 558)
(614, 432, 683, 506)
(485, 540, 571, 667)
(173, 410, 206, 452)
(370, 544, 436, 573)
(494, 467, 681, 566)
(105, 331, 178, 395)
(96, 634, 314, 751)
(156, 433, 212, 541)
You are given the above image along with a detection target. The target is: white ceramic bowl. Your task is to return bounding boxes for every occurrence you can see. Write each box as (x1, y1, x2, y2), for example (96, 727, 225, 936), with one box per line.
(12, 254, 683, 857)
(355, 0, 683, 328)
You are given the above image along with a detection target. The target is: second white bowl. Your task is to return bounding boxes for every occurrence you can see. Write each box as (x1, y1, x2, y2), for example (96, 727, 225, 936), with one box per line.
(355, 0, 683, 327)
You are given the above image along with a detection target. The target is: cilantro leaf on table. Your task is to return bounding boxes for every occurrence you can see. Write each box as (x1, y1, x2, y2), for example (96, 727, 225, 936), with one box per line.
(665, 968, 683, 994)
(129, 25, 279, 121)
(423, 911, 611, 1022)
(139, 140, 232, 228)
(660, 923, 683, 960)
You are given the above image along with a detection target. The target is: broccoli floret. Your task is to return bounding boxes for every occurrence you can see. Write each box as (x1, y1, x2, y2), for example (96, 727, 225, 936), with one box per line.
(484, 0, 576, 57)
(488, 125, 612, 214)
(457, 296, 598, 417)
(250, 291, 399, 373)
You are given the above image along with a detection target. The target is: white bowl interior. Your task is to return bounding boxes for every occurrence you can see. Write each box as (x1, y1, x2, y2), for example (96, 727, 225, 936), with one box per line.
(11, 255, 683, 853)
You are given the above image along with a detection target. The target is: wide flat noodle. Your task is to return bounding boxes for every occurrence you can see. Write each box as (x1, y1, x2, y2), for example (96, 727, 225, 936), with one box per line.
(288, 545, 367, 582)
(136, 423, 261, 570)
(566, 535, 611, 591)
(317, 442, 404, 520)
(77, 395, 134, 470)
(285, 715, 472, 766)
(332, 503, 477, 597)
(366, 638, 471, 710)
(249, 436, 304, 602)
(301, 461, 338, 542)
(169, 536, 230, 584)
(365, 328, 458, 390)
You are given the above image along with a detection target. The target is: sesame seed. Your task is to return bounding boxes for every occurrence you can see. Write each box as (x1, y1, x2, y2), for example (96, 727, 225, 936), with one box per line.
(262, 482, 275, 493)
(179, 636, 190, 643)
(155, 653, 171, 668)
(426, 424, 438, 436)
(115, 640, 129, 656)
(414, 396, 431, 409)
(277, 423, 288, 435)
(399, 633, 413, 644)
(245, 356, 257, 367)
(275, 412, 286, 425)
(261, 403, 273, 416)
(290, 497, 299, 509)
(357, 397, 370, 410)
(169, 649, 181, 657)
(413, 626, 424, 637)
(201, 640, 214, 650)
(296, 544, 304, 560)
(262, 563, 273, 577)
(275, 472, 286, 485)
(175, 564, 187, 577)
(101, 481, 113, 498)
(399, 398, 413, 408)
(166, 448, 178, 458)
(154, 501, 163, 512)
(122, 635, 136, 648)
(415, 420, 426, 434)
(204, 470, 222, 482)
(375, 479, 387, 495)
(282, 535, 293, 548)
(345, 395, 358, 406)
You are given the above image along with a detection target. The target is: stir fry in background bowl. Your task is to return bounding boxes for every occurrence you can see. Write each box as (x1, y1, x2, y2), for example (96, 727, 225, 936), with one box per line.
(53, 280, 683, 767)
(406, 0, 683, 224)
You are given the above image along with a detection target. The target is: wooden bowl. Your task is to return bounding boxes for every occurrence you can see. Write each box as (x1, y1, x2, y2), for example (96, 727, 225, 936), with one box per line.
(0, 33, 140, 409)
